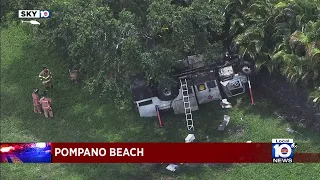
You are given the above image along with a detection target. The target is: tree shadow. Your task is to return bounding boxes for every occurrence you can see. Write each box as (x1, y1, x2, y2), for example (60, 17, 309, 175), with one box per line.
(238, 82, 320, 147)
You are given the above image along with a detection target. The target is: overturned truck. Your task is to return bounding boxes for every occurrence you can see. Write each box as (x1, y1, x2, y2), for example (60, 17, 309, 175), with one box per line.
(130, 54, 255, 119)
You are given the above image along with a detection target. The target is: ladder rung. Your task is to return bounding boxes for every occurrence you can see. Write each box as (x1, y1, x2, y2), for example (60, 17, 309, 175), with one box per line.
(186, 111, 192, 115)
(182, 96, 189, 99)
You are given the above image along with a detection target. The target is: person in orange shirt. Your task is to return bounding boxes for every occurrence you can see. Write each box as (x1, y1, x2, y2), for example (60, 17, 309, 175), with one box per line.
(39, 95, 53, 118)
(32, 88, 42, 114)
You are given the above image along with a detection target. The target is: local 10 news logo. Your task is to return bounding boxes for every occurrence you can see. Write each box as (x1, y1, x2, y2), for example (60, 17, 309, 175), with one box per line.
(272, 139, 297, 163)
(18, 10, 51, 19)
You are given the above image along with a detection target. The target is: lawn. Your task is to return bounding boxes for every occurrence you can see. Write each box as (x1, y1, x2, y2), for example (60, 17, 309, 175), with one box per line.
(1, 23, 319, 180)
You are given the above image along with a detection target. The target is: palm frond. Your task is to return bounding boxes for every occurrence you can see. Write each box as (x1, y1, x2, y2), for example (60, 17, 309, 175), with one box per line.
(293, 65, 303, 76)
(312, 69, 319, 81)
(311, 48, 320, 60)
(301, 71, 310, 82)
(290, 31, 309, 44)
(309, 88, 320, 105)
(255, 40, 264, 53)
(283, 53, 297, 65)
(272, 50, 286, 60)
(274, 2, 287, 9)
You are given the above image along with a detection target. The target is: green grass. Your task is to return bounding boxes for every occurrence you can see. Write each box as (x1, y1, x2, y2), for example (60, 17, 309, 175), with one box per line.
(1, 23, 320, 180)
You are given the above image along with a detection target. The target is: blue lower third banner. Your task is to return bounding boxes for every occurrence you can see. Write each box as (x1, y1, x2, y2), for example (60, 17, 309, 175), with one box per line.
(0, 143, 51, 163)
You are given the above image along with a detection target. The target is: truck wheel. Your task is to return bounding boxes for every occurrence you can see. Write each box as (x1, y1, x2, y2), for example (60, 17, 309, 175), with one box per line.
(156, 84, 179, 101)
(238, 61, 255, 76)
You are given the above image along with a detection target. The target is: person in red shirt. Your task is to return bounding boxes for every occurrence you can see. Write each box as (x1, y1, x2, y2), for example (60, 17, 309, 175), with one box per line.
(39, 95, 53, 118)
(32, 88, 42, 114)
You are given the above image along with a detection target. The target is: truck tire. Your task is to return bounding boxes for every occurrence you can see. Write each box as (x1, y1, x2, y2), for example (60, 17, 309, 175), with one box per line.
(156, 83, 179, 101)
(238, 61, 255, 76)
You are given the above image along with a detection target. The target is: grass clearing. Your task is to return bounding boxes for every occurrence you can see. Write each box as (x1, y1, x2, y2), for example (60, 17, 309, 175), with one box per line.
(1, 23, 320, 180)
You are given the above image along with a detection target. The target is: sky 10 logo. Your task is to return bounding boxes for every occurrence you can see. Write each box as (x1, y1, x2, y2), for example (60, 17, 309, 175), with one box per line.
(19, 10, 51, 18)
(272, 139, 297, 163)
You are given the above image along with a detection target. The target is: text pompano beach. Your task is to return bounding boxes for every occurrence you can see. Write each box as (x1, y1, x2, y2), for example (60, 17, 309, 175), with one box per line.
(54, 148, 144, 157)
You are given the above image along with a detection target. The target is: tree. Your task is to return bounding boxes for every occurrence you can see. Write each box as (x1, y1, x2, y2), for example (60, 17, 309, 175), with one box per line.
(34, 0, 228, 104)
(229, 0, 319, 105)
(1, 0, 46, 26)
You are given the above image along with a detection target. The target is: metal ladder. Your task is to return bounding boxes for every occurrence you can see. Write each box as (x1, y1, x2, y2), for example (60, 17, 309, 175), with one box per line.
(180, 78, 194, 131)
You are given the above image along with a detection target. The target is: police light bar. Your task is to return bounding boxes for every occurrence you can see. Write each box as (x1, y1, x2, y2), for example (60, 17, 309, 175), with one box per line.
(0, 146, 14, 153)
(35, 143, 47, 148)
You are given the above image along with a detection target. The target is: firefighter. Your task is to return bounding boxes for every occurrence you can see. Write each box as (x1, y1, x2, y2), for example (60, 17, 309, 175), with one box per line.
(39, 95, 53, 118)
(39, 67, 53, 91)
(69, 67, 79, 84)
(32, 88, 42, 114)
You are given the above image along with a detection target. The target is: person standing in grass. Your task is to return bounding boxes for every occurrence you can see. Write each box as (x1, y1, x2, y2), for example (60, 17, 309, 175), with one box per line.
(32, 88, 42, 114)
(69, 66, 81, 84)
(39, 95, 53, 118)
(39, 67, 53, 91)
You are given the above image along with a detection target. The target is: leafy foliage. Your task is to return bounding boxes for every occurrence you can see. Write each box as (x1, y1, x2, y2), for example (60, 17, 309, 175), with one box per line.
(29, 0, 227, 103)
(230, 0, 320, 104)
(2, 0, 319, 105)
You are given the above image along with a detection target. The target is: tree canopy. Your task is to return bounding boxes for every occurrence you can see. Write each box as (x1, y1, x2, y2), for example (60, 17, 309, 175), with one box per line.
(2, 0, 319, 105)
